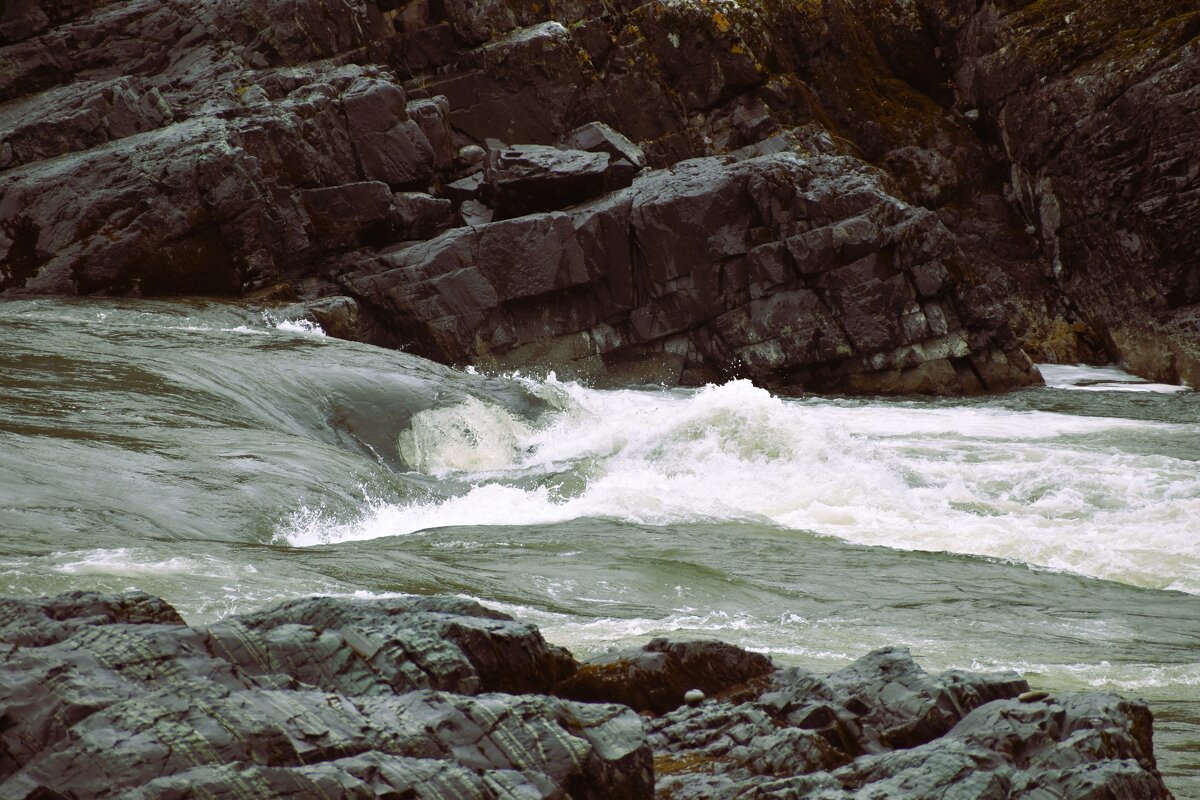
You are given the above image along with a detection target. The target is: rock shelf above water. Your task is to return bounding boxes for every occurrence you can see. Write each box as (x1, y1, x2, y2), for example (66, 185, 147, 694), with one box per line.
(3, 0, 1196, 393)
(0, 591, 1173, 798)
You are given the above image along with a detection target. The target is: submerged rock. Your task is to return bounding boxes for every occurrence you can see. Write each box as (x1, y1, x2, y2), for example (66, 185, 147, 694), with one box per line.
(0, 591, 1173, 799)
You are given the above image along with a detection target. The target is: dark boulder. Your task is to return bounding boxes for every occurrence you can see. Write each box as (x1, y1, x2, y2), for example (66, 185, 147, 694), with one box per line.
(0, 592, 648, 799)
(0, 590, 184, 647)
(554, 637, 775, 715)
(0, 593, 1173, 799)
(345, 151, 1037, 394)
(649, 646, 1171, 799)
(561, 121, 647, 171)
(220, 594, 578, 695)
(484, 143, 611, 220)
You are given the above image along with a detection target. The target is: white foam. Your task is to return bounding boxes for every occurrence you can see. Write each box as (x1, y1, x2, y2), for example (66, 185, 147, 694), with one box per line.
(272, 318, 327, 336)
(49, 548, 256, 579)
(279, 378, 1200, 593)
(398, 396, 533, 475)
(1038, 363, 1190, 394)
(957, 658, 1200, 695)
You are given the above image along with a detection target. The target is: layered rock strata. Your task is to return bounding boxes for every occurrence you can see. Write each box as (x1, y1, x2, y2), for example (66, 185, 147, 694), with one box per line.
(0, 591, 1174, 799)
(1, 0, 1195, 390)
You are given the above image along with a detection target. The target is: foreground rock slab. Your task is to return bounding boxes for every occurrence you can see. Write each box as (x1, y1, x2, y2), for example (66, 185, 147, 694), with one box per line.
(0, 591, 1173, 799)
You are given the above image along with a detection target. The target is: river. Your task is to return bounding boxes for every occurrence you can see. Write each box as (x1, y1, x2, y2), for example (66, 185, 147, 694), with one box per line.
(1, 297, 1197, 796)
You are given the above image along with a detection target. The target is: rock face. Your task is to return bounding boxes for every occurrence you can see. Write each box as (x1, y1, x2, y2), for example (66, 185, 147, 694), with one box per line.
(0, 592, 1174, 799)
(938, 0, 1200, 386)
(0, 591, 650, 799)
(342, 150, 1035, 392)
(0, 0, 1196, 391)
(555, 637, 775, 715)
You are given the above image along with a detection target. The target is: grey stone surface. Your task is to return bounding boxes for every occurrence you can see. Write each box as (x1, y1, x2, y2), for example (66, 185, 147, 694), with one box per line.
(0, 593, 1173, 799)
(649, 647, 1171, 799)
(555, 637, 774, 715)
(344, 151, 1036, 394)
(1, 0, 1194, 393)
(0, 592, 648, 799)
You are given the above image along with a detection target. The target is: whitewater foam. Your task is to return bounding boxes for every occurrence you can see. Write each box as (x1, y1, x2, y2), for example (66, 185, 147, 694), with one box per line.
(1038, 363, 1190, 393)
(271, 318, 327, 336)
(49, 548, 257, 579)
(280, 378, 1200, 593)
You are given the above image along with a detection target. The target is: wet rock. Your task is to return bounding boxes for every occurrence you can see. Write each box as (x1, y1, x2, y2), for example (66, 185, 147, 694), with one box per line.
(0, 76, 173, 169)
(457, 144, 487, 169)
(0, 590, 184, 647)
(0, 593, 1173, 799)
(301, 181, 397, 249)
(0, 592, 647, 799)
(935, 0, 1200, 384)
(554, 638, 774, 715)
(445, 172, 485, 204)
(827, 693, 1171, 800)
(226, 594, 578, 695)
(391, 191, 455, 241)
(650, 646, 1170, 799)
(459, 199, 495, 227)
(561, 121, 647, 171)
(484, 143, 611, 220)
(345, 151, 1036, 394)
(272, 295, 362, 340)
(0, 63, 451, 296)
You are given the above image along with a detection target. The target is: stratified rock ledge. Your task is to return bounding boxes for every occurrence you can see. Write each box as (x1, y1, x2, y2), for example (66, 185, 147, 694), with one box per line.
(0, 591, 1173, 799)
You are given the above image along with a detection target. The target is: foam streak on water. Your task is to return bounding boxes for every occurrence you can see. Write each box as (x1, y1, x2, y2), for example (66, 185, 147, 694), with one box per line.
(282, 376, 1200, 594)
(1038, 362, 1190, 393)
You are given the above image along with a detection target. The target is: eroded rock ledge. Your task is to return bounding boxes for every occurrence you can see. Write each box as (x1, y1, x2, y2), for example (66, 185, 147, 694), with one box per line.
(0, 591, 1173, 798)
(0, 0, 1196, 391)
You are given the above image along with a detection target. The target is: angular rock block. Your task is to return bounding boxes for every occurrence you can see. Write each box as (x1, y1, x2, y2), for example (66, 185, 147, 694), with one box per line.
(346, 152, 1036, 394)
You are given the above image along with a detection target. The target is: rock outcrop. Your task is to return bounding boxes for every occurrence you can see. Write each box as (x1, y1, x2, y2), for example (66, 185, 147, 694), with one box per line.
(341, 150, 1035, 392)
(0, 591, 649, 799)
(935, 0, 1200, 386)
(1, 0, 1195, 391)
(0, 591, 1174, 799)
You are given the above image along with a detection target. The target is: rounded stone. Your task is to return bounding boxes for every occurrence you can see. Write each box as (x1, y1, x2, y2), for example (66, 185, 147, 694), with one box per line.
(458, 145, 486, 167)
(684, 689, 705, 706)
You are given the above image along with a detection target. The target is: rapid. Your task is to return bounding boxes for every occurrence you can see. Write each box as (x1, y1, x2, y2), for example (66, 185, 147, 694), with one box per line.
(2, 298, 1198, 796)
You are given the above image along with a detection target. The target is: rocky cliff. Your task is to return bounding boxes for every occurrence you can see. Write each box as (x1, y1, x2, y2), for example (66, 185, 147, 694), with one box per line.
(0, 591, 1174, 798)
(1, 0, 1195, 391)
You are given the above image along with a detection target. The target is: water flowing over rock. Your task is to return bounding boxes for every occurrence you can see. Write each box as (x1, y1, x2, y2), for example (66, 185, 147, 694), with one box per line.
(1, 0, 1196, 391)
(0, 591, 1174, 799)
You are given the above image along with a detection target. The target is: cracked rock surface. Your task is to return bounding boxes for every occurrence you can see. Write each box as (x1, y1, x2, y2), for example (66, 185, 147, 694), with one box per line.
(19, 0, 1197, 392)
(0, 591, 1173, 799)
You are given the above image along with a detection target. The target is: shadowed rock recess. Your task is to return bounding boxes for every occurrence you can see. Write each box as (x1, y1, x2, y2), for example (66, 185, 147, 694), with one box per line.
(0, 592, 1174, 798)
(3, 0, 1195, 392)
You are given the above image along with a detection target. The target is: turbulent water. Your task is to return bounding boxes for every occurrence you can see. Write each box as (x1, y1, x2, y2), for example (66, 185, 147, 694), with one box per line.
(2, 298, 1198, 796)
